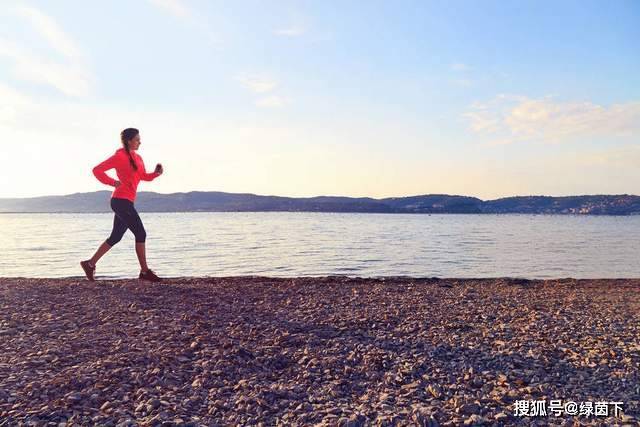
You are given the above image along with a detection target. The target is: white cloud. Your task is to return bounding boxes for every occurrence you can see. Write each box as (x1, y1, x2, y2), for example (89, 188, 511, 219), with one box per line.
(465, 95, 640, 144)
(235, 75, 290, 108)
(255, 96, 287, 108)
(274, 26, 305, 37)
(145, 0, 219, 46)
(235, 75, 277, 93)
(0, 5, 91, 97)
(464, 111, 499, 133)
(0, 36, 91, 97)
(13, 5, 83, 60)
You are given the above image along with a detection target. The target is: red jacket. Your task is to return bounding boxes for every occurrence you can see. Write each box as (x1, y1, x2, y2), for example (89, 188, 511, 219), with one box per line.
(93, 148, 160, 202)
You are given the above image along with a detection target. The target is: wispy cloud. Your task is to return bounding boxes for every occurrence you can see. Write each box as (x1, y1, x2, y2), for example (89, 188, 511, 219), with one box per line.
(464, 111, 500, 133)
(465, 95, 640, 145)
(255, 96, 288, 108)
(0, 5, 91, 97)
(145, 0, 219, 45)
(235, 75, 278, 93)
(13, 5, 83, 60)
(0, 39, 90, 96)
(274, 26, 305, 37)
(235, 74, 290, 107)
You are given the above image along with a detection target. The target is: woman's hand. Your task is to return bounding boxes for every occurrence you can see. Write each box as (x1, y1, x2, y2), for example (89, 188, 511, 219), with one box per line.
(155, 163, 163, 175)
(114, 180, 121, 188)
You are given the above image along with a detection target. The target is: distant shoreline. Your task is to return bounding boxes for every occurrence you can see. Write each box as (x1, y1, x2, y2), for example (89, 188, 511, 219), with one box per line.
(1, 191, 640, 215)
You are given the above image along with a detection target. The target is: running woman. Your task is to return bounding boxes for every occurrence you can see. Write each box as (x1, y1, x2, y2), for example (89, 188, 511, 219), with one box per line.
(81, 128, 163, 282)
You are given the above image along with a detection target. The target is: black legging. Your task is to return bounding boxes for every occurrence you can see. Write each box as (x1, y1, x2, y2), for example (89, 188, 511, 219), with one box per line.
(106, 198, 147, 246)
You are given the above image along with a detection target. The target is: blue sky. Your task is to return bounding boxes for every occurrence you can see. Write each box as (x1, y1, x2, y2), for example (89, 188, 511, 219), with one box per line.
(0, 0, 638, 199)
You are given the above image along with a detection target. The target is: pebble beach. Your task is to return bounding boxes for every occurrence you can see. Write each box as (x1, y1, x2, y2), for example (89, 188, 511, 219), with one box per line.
(0, 276, 638, 426)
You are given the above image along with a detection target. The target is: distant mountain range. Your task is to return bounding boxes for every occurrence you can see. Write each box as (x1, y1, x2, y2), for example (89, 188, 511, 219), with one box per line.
(1, 191, 639, 215)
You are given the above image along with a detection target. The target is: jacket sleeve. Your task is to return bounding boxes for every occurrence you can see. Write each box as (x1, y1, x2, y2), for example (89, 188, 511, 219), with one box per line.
(92, 154, 118, 186)
(140, 158, 160, 181)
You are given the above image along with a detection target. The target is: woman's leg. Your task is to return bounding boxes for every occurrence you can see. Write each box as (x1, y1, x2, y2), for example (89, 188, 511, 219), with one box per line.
(135, 242, 149, 272)
(114, 200, 149, 272)
(88, 241, 111, 267)
(118, 205, 160, 281)
(129, 213, 149, 272)
(87, 212, 127, 267)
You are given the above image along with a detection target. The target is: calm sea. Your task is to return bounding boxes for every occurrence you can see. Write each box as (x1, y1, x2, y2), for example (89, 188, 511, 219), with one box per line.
(1, 212, 639, 279)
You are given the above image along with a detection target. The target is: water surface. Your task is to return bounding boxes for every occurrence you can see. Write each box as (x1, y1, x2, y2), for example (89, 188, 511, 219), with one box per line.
(1, 212, 638, 279)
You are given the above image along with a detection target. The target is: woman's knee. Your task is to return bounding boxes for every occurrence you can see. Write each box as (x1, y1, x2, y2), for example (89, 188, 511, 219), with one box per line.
(134, 228, 147, 243)
(106, 234, 123, 246)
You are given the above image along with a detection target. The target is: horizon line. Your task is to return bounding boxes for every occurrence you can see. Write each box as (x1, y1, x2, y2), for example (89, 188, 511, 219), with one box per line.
(1, 190, 638, 202)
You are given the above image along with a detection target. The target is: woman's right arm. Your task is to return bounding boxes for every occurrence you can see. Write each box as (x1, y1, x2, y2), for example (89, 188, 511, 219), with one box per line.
(92, 154, 119, 186)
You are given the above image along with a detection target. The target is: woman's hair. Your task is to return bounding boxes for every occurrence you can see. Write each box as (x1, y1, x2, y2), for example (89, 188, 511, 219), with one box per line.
(120, 128, 139, 170)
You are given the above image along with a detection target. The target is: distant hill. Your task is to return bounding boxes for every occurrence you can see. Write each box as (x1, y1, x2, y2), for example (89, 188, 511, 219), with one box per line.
(481, 195, 640, 215)
(0, 191, 639, 215)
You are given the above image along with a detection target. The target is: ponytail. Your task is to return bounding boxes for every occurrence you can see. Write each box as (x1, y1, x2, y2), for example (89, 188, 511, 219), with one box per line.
(124, 143, 137, 170)
(120, 128, 139, 170)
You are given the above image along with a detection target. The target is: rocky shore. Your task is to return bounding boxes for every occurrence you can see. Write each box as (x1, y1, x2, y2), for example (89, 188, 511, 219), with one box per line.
(0, 276, 638, 426)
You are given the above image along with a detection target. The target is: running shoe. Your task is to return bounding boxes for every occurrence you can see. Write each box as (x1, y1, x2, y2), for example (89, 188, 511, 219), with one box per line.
(139, 269, 162, 282)
(80, 260, 95, 281)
